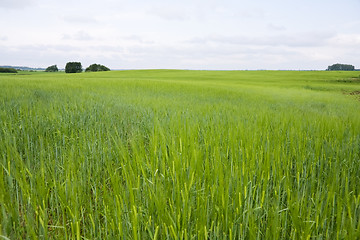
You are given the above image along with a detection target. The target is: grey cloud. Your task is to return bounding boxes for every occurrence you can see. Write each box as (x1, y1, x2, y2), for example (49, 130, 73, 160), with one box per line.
(186, 32, 335, 48)
(4, 43, 124, 54)
(3, 44, 84, 53)
(121, 45, 286, 70)
(0, 44, 286, 70)
(123, 42, 294, 64)
(0, 43, 125, 68)
(0, 36, 8, 41)
(0, 45, 82, 68)
(0, 32, 356, 70)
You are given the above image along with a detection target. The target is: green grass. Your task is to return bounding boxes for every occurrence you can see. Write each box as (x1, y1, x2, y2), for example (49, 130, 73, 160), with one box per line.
(0, 70, 360, 239)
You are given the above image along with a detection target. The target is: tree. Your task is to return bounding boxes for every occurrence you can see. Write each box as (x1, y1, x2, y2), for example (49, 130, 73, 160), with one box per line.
(0, 67, 17, 73)
(65, 62, 82, 73)
(85, 63, 110, 72)
(327, 63, 355, 71)
(45, 65, 58, 72)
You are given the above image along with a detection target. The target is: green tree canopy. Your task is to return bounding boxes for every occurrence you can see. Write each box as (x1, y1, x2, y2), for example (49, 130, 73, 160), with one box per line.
(45, 65, 59, 72)
(85, 64, 110, 72)
(0, 67, 17, 73)
(65, 62, 82, 73)
(327, 63, 355, 71)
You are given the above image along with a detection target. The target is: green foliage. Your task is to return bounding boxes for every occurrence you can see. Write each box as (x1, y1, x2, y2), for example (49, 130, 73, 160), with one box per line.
(327, 63, 355, 71)
(65, 62, 82, 73)
(0, 70, 360, 239)
(85, 63, 110, 72)
(0, 67, 17, 73)
(45, 65, 59, 72)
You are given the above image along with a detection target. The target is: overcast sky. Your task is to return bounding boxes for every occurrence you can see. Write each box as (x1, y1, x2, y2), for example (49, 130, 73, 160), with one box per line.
(1, 0, 359, 70)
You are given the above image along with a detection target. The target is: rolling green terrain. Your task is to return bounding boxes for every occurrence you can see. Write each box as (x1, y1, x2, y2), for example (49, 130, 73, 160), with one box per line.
(0, 70, 360, 239)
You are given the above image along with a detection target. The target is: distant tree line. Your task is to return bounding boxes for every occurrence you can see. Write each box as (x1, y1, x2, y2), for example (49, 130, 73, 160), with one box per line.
(57, 62, 111, 73)
(45, 65, 58, 72)
(327, 63, 355, 71)
(2, 63, 111, 73)
(85, 64, 110, 72)
(0, 67, 17, 73)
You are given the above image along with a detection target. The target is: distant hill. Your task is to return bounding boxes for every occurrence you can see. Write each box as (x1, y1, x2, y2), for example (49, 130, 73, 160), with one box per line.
(0, 65, 46, 71)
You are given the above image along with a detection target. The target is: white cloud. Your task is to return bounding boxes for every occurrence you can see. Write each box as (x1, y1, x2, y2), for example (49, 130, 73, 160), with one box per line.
(148, 7, 189, 21)
(0, 0, 359, 70)
(0, 38, 355, 70)
(267, 23, 286, 31)
(235, 8, 266, 19)
(0, 0, 35, 9)
(62, 15, 99, 24)
(62, 31, 94, 41)
(121, 35, 155, 44)
(328, 34, 360, 47)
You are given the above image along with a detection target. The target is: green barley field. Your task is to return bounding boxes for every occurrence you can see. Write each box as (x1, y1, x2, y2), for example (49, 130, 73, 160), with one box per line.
(0, 70, 359, 239)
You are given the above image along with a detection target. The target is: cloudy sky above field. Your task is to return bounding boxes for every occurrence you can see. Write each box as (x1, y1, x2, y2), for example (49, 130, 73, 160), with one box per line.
(0, 0, 359, 70)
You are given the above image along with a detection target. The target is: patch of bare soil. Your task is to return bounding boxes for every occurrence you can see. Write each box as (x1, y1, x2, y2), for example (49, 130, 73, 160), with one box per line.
(349, 91, 360, 95)
(344, 90, 360, 101)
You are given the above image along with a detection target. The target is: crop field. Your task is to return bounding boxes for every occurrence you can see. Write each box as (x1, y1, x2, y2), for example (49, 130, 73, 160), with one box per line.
(0, 70, 360, 239)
